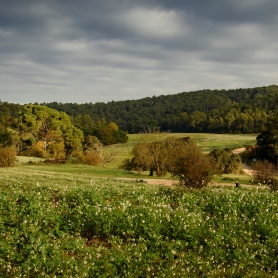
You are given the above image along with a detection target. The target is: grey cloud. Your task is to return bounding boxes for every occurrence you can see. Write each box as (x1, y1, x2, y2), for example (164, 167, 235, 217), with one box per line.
(0, 0, 277, 104)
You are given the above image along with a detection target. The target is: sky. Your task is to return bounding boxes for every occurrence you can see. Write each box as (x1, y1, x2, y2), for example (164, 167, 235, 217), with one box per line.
(1, 0, 278, 104)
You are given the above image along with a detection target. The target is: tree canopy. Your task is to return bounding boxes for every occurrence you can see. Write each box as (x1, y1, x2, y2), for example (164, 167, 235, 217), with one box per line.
(1, 85, 278, 138)
(15, 105, 84, 158)
(43, 85, 278, 134)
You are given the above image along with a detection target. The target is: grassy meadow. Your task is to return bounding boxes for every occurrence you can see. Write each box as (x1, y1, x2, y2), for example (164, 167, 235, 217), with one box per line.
(101, 133, 257, 169)
(2, 133, 277, 277)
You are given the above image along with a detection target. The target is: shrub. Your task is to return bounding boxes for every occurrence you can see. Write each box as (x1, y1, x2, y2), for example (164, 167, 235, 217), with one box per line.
(29, 141, 44, 157)
(209, 148, 242, 174)
(251, 160, 277, 186)
(84, 151, 102, 166)
(240, 145, 257, 163)
(71, 150, 86, 163)
(0, 147, 17, 167)
(269, 178, 278, 192)
(167, 138, 215, 188)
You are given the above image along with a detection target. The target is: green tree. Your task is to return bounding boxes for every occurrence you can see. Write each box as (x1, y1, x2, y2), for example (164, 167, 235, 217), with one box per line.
(72, 114, 96, 136)
(125, 136, 215, 184)
(167, 138, 214, 188)
(209, 148, 242, 174)
(17, 105, 83, 158)
(256, 131, 278, 164)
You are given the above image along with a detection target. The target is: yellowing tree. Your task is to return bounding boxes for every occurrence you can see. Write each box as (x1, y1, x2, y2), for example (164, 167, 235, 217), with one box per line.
(107, 122, 119, 131)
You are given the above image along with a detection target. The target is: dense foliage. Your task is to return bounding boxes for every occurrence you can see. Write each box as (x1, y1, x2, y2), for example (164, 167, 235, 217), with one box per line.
(43, 85, 278, 133)
(0, 147, 16, 167)
(243, 118, 278, 175)
(8, 105, 84, 159)
(209, 148, 242, 174)
(1, 85, 278, 135)
(0, 172, 277, 277)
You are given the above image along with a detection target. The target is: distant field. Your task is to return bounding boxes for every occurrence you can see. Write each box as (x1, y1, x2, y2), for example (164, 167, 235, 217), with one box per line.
(12, 133, 257, 184)
(104, 133, 257, 168)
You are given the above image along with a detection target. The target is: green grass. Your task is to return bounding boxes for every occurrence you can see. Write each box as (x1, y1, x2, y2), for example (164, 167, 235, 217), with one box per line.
(0, 168, 277, 277)
(104, 133, 257, 168)
(12, 133, 258, 184)
(213, 173, 253, 185)
(15, 156, 45, 164)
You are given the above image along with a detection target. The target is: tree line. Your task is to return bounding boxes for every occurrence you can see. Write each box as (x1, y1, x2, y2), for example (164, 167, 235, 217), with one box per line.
(1, 85, 278, 136)
(43, 85, 277, 133)
(0, 104, 127, 166)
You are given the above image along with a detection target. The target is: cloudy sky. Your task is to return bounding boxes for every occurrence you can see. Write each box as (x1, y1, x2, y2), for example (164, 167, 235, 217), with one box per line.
(1, 0, 278, 104)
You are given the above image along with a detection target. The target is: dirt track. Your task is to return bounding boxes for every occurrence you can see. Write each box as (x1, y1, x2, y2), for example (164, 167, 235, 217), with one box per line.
(232, 147, 246, 154)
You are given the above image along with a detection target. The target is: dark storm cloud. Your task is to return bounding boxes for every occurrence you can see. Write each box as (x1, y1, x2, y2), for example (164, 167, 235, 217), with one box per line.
(0, 0, 277, 104)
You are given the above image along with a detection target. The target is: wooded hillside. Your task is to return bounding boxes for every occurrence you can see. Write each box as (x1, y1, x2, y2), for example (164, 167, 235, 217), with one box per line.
(1, 85, 278, 134)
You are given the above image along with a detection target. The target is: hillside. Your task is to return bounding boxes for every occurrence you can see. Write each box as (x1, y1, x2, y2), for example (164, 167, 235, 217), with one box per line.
(1, 85, 278, 134)
(44, 85, 278, 133)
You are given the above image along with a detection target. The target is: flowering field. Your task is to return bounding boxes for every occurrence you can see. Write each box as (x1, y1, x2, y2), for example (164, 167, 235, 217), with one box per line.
(0, 169, 277, 277)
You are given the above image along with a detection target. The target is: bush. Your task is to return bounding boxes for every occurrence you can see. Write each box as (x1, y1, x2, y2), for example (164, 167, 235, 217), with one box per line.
(71, 151, 86, 163)
(269, 178, 278, 192)
(0, 147, 17, 167)
(251, 160, 277, 188)
(84, 151, 102, 166)
(240, 145, 257, 163)
(71, 150, 102, 166)
(209, 148, 242, 174)
(167, 138, 215, 188)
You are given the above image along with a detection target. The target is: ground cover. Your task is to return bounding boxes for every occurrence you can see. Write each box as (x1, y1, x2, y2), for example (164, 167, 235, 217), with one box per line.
(0, 133, 265, 276)
(0, 168, 277, 277)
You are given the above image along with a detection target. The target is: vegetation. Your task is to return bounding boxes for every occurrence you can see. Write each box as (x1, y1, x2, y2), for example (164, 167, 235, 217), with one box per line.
(0, 147, 16, 167)
(255, 130, 278, 164)
(209, 148, 242, 174)
(1, 85, 277, 275)
(167, 138, 215, 188)
(0, 168, 277, 277)
(251, 160, 278, 192)
(6, 104, 84, 159)
(119, 133, 245, 188)
(1, 85, 278, 136)
(42, 85, 277, 134)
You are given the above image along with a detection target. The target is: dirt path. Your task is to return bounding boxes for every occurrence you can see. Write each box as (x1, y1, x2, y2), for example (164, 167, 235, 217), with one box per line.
(115, 177, 178, 186)
(232, 147, 254, 175)
(232, 147, 246, 154)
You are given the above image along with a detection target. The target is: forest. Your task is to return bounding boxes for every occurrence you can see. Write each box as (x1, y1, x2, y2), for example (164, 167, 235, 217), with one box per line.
(1, 85, 278, 136)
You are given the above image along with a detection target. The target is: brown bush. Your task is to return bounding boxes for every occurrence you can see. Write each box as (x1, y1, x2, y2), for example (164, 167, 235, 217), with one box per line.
(84, 151, 102, 166)
(0, 147, 17, 167)
(251, 160, 278, 190)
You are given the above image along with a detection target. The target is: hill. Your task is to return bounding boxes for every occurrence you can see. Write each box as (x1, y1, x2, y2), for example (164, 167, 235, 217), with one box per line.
(43, 85, 278, 133)
(1, 85, 278, 134)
